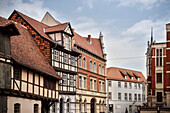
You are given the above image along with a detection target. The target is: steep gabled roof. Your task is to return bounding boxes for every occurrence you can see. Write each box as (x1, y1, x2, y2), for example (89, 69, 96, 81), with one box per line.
(0, 16, 61, 79)
(107, 67, 146, 83)
(73, 32, 103, 58)
(9, 10, 55, 43)
(45, 22, 69, 33)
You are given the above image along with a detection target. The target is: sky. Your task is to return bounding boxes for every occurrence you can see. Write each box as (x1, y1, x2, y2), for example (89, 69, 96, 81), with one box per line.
(0, 0, 170, 77)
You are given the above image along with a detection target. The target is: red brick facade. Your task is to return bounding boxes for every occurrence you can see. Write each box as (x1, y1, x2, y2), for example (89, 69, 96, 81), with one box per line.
(9, 11, 51, 63)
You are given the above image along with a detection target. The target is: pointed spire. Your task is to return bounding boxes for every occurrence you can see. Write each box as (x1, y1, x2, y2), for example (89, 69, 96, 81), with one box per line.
(99, 31, 103, 37)
(151, 27, 153, 45)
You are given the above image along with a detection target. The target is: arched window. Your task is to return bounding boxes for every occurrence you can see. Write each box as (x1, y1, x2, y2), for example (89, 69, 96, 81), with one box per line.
(90, 60, 93, 71)
(34, 104, 38, 113)
(102, 66, 104, 75)
(79, 56, 82, 67)
(83, 57, 86, 69)
(67, 99, 70, 112)
(14, 103, 20, 113)
(79, 99, 82, 113)
(84, 99, 86, 112)
(94, 62, 96, 72)
(99, 64, 101, 74)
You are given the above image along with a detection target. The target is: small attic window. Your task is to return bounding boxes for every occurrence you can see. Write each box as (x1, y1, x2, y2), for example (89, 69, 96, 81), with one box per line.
(125, 75, 127, 79)
(131, 77, 133, 80)
(137, 77, 140, 81)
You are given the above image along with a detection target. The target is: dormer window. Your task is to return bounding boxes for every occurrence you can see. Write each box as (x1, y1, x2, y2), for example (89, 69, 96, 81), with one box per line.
(137, 77, 140, 81)
(131, 77, 133, 80)
(125, 75, 127, 79)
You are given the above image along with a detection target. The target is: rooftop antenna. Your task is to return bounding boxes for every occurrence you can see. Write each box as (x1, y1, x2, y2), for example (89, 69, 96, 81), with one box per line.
(151, 27, 153, 44)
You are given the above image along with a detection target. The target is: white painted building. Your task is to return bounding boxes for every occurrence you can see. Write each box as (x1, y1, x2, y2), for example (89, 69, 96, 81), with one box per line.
(106, 67, 146, 113)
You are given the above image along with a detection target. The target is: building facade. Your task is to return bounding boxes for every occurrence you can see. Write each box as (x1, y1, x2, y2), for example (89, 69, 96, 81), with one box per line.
(9, 10, 80, 113)
(107, 67, 146, 113)
(0, 16, 61, 113)
(146, 24, 170, 107)
(73, 33, 107, 113)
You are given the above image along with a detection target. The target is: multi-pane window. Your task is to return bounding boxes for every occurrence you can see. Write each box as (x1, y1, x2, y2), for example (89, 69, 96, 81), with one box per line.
(118, 93, 121, 100)
(99, 64, 101, 74)
(94, 62, 96, 72)
(118, 81, 121, 88)
(64, 53, 68, 64)
(90, 79, 93, 90)
(124, 82, 127, 88)
(79, 76, 82, 88)
(129, 93, 132, 101)
(84, 77, 86, 89)
(108, 81, 112, 87)
(53, 50, 59, 61)
(83, 57, 86, 69)
(65, 37, 70, 50)
(108, 92, 112, 99)
(62, 74, 67, 85)
(156, 49, 163, 66)
(69, 75, 74, 86)
(129, 83, 132, 89)
(14, 103, 20, 113)
(157, 73, 162, 83)
(125, 93, 128, 101)
(94, 80, 97, 91)
(134, 94, 137, 101)
(143, 95, 145, 101)
(44, 77, 56, 90)
(71, 56, 75, 66)
(129, 105, 132, 113)
(102, 66, 104, 75)
(90, 60, 93, 71)
(138, 94, 141, 101)
(34, 104, 38, 113)
(14, 66, 21, 80)
(79, 56, 82, 67)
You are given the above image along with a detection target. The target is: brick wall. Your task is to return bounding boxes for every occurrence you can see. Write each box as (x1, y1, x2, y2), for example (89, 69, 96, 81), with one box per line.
(9, 12, 51, 64)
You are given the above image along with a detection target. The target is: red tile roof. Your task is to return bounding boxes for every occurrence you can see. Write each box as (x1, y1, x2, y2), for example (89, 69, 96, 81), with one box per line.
(11, 10, 55, 43)
(73, 32, 103, 58)
(0, 16, 61, 79)
(45, 22, 69, 33)
(107, 67, 146, 83)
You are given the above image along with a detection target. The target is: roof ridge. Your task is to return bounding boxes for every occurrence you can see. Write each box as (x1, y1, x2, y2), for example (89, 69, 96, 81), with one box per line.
(108, 66, 142, 73)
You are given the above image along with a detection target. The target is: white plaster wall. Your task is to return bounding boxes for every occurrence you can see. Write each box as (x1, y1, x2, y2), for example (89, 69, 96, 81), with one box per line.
(107, 80, 143, 113)
(7, 96, 41, 113)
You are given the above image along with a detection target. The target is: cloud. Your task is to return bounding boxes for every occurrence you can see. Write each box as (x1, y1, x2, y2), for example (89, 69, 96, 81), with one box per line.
(0, 0, 59, 21)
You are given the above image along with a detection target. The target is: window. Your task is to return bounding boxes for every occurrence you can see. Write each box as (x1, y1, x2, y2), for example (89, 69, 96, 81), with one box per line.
(118, 81, 121, 88)
(137, 77, 140, 81)
(83, 57, 86, 69)
(67, 99, 70, 112)
(156, 49, 163, 66)
(62, 74, 67, 85)
(34, 104, 38, 113)
(94, 80, 96, 91)
(52, 103, 55, 113)
(79, 56, 82, 67)
(157, 92, 162, 102)
(84, 100, 86, 112)
(94, 62, 96, 72)
(134, 83, 137, 89)
(14, 103, 20, 113)
(129, 93, 132, 101)
(44, 77, 56, 90)
(134, 94, 137, 101)
(125, 75, 127, 79)
(65, 37, 70, 50)
(79, 99, 82, 113)
(90, 60, 93, 71)
(138, 94, 141, 101)
(131, 77, 133, 80)
(109, 92, 112, 99)
(142, 94, 145, 101)
(157, 73, 162, 83)
(129, 83, 132, 89)
(79, 76, 82, 88)
(125, 93, 128, 100)
(129, 105, 132, 113)
(53, 50, 59, 61)
(124, 82, 127, 88)
(102, 66, 104, 75)
(14, 66, 21, 80)
(71, 56, 75, 66)
(138, 83, 140, 89)
(102, 82, 104, 92)
(118, 93, 121, 100)
(99, 64, 101, 74)
(90, 79, 93, 90)
(69, 75, 74, 86)
(108, 81, 112, 87)
(99, 81, 101, 92)
(84, 77, 86, 89)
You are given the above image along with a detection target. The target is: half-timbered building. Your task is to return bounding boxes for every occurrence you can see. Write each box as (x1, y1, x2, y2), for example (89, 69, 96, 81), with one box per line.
(0, 16, 61, 113)
(9, 10, 80, 113)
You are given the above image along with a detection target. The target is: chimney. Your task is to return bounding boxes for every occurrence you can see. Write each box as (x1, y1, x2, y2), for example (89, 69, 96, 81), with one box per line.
(87, 35, 91, 43)
(166, 23, 170, 41)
